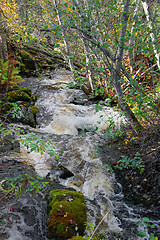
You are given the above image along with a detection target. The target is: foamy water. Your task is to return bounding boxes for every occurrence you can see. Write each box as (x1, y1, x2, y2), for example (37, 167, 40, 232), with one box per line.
(19, 71, 126, 234)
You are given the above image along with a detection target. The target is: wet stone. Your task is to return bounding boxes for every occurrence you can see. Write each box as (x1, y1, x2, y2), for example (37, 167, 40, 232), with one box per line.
(0, 135, 20, 153)
(0, 159, 66, 240)
(48, 164, 74, 181)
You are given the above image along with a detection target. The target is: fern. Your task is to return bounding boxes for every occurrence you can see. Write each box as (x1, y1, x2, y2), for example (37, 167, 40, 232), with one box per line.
(0, 59, 23, 92)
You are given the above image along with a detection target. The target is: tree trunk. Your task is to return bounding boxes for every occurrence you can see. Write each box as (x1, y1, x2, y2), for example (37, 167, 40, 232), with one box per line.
(113, 0, 143, 131)
(52, 0, 74, 71)
(83, 40, 94, 91)
(0, 10, 8, 60)
(141, 0, 160, 70)
(128, 0, 140, 73)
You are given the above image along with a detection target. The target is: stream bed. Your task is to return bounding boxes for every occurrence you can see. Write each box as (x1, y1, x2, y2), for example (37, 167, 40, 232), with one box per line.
(0, 70, 159, 240)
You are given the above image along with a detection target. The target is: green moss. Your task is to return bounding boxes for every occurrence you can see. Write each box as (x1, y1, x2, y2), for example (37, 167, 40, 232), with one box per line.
(7, 90, 32, 102)
(20, 88, 32, 96)
(9, 86, 32, 95)
(31, 106, 39, 114)
(47, 189, 87, 240)
(20, 50, 31, 58)
(0, 102, 13, 114)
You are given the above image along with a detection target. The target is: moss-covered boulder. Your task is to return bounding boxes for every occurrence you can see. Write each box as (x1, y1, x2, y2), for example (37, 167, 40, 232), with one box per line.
(0, 87, 38, 127)
(7, 90, 32, 102)
(47, 189, 87, 240)
(19, 87, 32, 96)
(0, 102, 13, 114)
(31, 106, 39, 115)
(20, 50, 39, 74)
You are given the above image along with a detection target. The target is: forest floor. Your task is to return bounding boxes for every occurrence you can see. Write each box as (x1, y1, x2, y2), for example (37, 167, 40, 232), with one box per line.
(112, 123, 160, 211)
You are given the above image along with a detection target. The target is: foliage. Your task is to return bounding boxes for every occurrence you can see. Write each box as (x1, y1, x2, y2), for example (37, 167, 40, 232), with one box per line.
(104, 117, 124, 142)
(104, 164, 114, 173)
(0, 174, 49, 200)
(93, 102, 125, 141)
(115, 152, 145, 174)
(0, 102, 25, 127)
(0, 59, 23, 94)
(20, 134, 61, 160)
(0, 0, 26, 42)
(84, 221, 105, 240)
(35, 0, 159, 128)
(8, 102, 24, 118)
(0, 102, 23, 117)
(1, 0, 159, 130)
(0, 123, 24, 136)
(0, 124, 60, 163)
(137, 217, 158, 240)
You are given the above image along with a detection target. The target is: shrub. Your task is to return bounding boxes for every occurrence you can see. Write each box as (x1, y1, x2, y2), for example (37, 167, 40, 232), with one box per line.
(0, 59, 22, 95)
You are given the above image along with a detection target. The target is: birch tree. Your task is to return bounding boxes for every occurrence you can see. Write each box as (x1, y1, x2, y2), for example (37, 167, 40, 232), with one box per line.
(141, 0, 160, 70)
(128, 0, 140, 73)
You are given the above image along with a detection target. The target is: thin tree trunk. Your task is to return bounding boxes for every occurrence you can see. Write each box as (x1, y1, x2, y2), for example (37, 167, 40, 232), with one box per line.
(0, 10, 8, 60)
(141, 0, 160, 70)
(113, 0, 143, 131)
(83, 40, 94, 91)
(52, 0, 74, 71)
(128, 0, 140, 73)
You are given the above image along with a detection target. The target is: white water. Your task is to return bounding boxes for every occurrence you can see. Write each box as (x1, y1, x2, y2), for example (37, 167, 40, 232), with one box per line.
(19, 70, 153, 239)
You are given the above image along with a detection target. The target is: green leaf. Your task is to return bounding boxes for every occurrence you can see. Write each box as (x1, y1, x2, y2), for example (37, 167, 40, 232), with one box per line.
(138, 231, 147, 237)
(143, 217, 150, 223)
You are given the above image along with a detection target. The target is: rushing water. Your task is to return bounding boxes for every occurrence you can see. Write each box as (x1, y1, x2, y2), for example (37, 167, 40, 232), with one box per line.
(1, 70, 159, 239)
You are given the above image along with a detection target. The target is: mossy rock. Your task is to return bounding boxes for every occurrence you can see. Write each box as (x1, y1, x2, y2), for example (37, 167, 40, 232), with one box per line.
(47, 189, 87, 240)
(8, 87, 32, 97)
(0, 136, 20, 153)
(20, 50, 32, 58)
(20, 50, 38, 72)
(31, 106, 39, 114)
(0, 102, 13, 114)
(7, 90, 32, 102)
(20, 88, 32, 96)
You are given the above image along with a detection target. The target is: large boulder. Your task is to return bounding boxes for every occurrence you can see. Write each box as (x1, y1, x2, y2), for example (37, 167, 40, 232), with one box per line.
(47, 189, 87, 240)
(0, 87, 38, 128)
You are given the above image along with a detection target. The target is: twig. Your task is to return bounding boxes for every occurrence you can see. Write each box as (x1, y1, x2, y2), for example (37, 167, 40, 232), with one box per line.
(138, 63, 157, 78)
(89, 212, 108, 240)
(0, 186, 14, 201)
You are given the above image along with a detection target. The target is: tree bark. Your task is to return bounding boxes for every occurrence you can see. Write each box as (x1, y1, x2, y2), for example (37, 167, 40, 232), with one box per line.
(0, 9, 8, 60)
(83, 41, 94, 91)
(113, 0, 143, 131)
(141, 0, 160, 70)
(128, 0, 140, 73)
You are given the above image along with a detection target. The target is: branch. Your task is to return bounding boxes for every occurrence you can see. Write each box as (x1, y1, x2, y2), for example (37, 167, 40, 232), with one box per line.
(70, 25, 116, 61)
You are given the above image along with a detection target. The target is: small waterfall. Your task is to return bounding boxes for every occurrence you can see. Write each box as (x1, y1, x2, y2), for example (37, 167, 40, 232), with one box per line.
(1, 70, 159, 239)
(19, 70, 146, 239)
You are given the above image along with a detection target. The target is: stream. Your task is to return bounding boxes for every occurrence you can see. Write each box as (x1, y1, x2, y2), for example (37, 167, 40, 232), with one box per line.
(0, 69, 159, 240)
